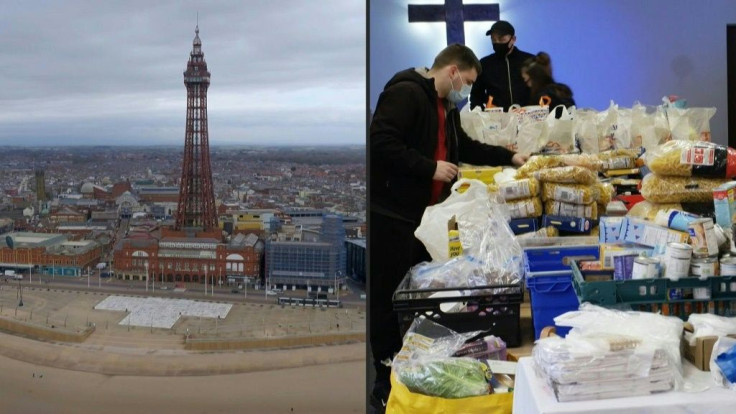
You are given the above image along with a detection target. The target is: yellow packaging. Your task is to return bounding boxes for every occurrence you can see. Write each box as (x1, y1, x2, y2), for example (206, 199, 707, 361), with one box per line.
(541, 183, 600, 205)
(604, 168, 640, 177)
(488, 178, 540, 200)
(448, 229, 462, 258)
(544, 200, 598, 219)
(458, 166, 503, 185)
(507, 197, 543, 219)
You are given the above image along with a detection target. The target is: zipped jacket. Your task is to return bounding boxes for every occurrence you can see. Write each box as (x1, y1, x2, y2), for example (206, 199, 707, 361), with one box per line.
(470, 47, 534, 111)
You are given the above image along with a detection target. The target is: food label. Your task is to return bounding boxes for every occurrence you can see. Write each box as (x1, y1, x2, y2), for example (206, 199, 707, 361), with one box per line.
(554, 187, 583, 204)
(501, 180, 530, 200)
(552, 201, 592, 218)
(681, 147, 715, 166)
(603, 157, 633, 170)
(509, 200, 534, 218)
(394, 332, 435, 363)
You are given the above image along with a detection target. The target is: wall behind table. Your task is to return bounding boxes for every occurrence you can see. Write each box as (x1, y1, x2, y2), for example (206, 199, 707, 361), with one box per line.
(370, 0, 736, 146)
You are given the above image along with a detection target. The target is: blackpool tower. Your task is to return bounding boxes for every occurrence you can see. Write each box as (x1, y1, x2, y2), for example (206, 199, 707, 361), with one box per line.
(174, 25, 217, 231)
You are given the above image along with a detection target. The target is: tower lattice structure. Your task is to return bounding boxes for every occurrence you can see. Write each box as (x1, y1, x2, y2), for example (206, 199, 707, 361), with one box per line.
(174, 25, 217, 231)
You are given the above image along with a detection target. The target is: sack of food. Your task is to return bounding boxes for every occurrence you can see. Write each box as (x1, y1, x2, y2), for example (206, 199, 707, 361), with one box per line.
(544, 200, 599, 219)
(506, 197, 543, 218)
(487, 177, 540, 201)
(533, 166, 598, 185)
(644, 140, 736, 178)
(666, 107, 716, 142)
(542, 105, 575, 153)
(640, 175, 731, 203)
(541, 183, 600, 205)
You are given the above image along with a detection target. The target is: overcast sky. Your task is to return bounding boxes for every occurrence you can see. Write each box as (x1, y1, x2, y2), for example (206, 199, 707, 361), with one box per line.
(0, 0, 366, 146)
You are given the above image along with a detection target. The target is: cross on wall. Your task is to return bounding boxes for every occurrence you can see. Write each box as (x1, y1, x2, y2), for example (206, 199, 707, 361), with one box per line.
(408, 0, 500, 45)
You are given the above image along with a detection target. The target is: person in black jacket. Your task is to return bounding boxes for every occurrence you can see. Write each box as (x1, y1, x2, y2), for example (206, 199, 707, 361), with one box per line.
(469, 20, 534, 111)
(521, 52, 575, 117)
(369, 43, 527, 410)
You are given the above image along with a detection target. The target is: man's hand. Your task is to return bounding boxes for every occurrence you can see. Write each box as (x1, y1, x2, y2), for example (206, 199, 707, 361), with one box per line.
(433, 160, 458, 182)
(511, 153, 529, 167)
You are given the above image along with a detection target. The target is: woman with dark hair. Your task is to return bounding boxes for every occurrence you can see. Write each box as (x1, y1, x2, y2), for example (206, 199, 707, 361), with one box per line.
(521, 52, 575, 116)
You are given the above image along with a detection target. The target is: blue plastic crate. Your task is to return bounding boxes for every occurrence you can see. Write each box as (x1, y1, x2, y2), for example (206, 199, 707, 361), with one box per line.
(526, 271, 580, 339)
(523, 244, 600, 273)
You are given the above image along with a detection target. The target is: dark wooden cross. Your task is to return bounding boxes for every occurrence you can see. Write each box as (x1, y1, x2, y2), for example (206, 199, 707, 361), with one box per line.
(408, 0, 500, 45)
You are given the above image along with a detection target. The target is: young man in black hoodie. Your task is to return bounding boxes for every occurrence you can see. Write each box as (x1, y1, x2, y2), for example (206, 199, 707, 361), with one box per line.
(369, 43, 527, 410)
(469, 20, 534, 111)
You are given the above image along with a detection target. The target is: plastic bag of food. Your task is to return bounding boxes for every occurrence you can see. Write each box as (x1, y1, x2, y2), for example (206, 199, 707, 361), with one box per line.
(631, 103, 670, 150)
(640, 174, 731, 203)
(516, 226, 559, 239)
(460, 107, 519, 151)
(558, 153, 604, 171)
(544, 200, 598, 219)
(507, 197, 543, 218)
(542, 105, 575, 153)
(574, 109, 599, 154)
(533, 166, 598, 185)
(596, 102, 633, 151)
(666, 107, 716, 142)
(397, 357, 492, 399)
(644, 140, 736, 178)
(541, 183, 600, 205)
(626, 200, 682, 221)
(487, 177, 540, 200)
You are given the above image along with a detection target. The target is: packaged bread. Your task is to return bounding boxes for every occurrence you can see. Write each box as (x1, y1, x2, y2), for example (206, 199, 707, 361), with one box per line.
(544, 200, 598, 219)
(506, 197, 543, 218)
(515, 155, 566, 178)
(541, 183, 600, 205)
(645, 140, 736, 178)
(639, 175, 731, 203)
(487, 177, 540, 200)
(533, 166, 598, 185)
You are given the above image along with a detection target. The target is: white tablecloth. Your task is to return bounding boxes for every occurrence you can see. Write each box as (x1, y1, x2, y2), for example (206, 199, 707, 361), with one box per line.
(513, 356, 736, 413)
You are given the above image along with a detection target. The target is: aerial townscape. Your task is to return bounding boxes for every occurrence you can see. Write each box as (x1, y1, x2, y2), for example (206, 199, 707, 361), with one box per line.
(0, 24, 365, 413)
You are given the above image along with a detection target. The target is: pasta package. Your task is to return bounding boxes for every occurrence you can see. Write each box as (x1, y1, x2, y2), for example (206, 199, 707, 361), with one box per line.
(515, 155, 565, 178)
(627, 200, 683, 221)
(597, 182, 615, 206)
(645, 140, 736, 178)
(542, 183, 600, 205)
(640, 175, 731, 203)
(597, 149, 639, 171)
(544, 200, 599, 219)
(488, 177, 540, 200)
(507, 197, 543, 219)
(558, 153, 604, 171)
(533, 166, 599, 185)
(516, 226, 559, 239)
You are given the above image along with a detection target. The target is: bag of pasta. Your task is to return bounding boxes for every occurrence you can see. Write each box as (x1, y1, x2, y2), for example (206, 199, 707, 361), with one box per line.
(558, 153, 604, 171)
(541, 183, 600, 205)
(597, 149, 639, 171)
(506, 197, 543, 218)
(644, 140, 736, 178)
(533, 166, 598, 185)
(597, 182, 615, 206)
(544, 200, 598, 219)
(487, 177, 540, 201)
(640, 175, 731, 203)
(514, 155, 566, 178)
(627, 200, 683, 220)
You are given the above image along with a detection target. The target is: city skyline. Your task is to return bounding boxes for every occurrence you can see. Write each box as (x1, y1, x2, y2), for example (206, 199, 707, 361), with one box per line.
(0, 1, 366, 146)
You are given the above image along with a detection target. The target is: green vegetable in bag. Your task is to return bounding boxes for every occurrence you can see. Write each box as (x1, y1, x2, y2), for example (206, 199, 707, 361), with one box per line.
(397, 358, 492, 399)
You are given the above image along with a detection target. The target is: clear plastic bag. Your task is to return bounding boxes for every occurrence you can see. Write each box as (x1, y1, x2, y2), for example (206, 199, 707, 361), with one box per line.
(644, 140, 736, 178)
(640, 174, 730, 203)
(544, 200, 598, 219)
(710, 336, 736, 390)
(686, 314, 736, 345)
(533, 166, 598, 185)
(541, 183, 600, 205)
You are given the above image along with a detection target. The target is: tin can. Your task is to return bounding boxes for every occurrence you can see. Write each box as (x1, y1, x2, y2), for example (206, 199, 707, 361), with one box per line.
(668, 288, 683, 301)
(664, 242, 692, 281)
(613, 254, 637, 280)
(721, 257, 736, 276)
(632, 257, 660, 279)
(688, 218, 719, 257)
(693, 287, 712, 300)
(655, 209, 699, 232)
(691, 257, 718, 280)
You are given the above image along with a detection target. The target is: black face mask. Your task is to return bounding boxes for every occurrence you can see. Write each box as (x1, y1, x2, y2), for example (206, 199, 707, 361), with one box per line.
(492, 41, 511, 55)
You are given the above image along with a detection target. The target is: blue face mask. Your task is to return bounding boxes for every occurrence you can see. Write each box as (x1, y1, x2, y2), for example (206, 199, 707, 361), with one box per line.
(447, 71, 471, 104)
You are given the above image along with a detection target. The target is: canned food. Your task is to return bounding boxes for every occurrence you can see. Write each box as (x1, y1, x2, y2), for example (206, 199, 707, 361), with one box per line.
(632, 257, 660, 279)
(693, 287, 712, 300)
(688, 218, 719, 257)
(721, 257, 736, 276)
(691, 257, 718, 280)
(664, 242, 692, 281)
(668, 288, 683, 301)
(613, 254, 637, 280)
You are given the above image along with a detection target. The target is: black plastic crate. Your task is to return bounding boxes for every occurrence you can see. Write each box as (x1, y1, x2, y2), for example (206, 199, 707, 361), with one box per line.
(392, 275, 523, 347)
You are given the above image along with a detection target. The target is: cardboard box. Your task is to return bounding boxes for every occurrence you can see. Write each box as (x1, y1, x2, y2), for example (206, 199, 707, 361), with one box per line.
(619, 217, 689, 247)
(599, 243, 654, 269)
(541, 215, 593, 234)
(509, 217, 539, 235)
(599, 216, 624, 243)
(682, 322, 736, 371)
(713, 181, 736, 229)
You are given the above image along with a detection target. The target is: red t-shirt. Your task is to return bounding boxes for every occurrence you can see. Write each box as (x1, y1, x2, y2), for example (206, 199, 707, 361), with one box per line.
(430, 98, 447, 205)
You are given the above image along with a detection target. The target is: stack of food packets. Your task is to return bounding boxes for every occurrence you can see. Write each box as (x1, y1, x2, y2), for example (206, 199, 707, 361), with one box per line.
(532, 304, 684, 402)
